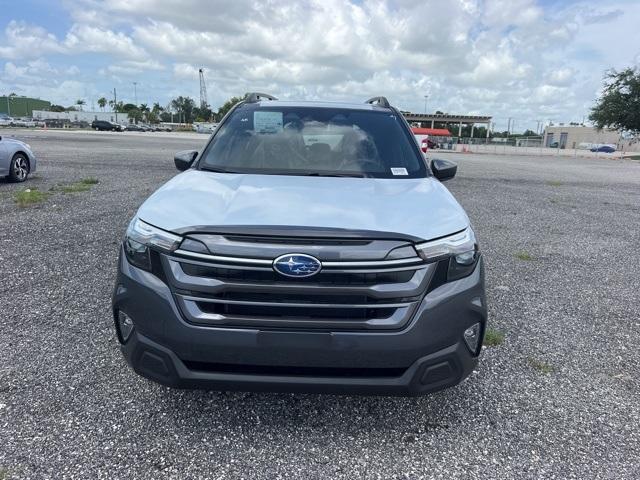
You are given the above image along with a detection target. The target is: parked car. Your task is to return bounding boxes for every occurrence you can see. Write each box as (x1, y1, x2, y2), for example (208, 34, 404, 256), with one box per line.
(195, 122, 218, 134)
(590, 145, 616, 153)
(419, 138, 438, 153)
(112, 93, 486, 396)
(91, 120, 123, 131)
(125, 124, 145, 132)
(0, 135, 37, 182)
(8, 118, 37, 127)
(0, 115, 16, 126)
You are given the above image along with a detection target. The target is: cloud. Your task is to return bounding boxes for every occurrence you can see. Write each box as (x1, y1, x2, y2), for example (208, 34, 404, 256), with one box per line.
(2, 0, 640, 130)
(0, 20, 148, 61)
(63, 25, 148, 60)
(0, 21, 65, 59)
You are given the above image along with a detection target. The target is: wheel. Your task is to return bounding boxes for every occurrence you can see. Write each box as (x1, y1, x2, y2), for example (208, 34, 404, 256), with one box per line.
(8, 153, 29, 182)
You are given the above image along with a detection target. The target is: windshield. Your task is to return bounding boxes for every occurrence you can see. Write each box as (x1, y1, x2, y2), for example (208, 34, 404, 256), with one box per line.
(199, 104, 427, 178)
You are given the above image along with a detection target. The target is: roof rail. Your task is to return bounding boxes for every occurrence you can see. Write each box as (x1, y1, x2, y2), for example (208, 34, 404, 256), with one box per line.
(245, 92, 278, 103)
(365, 96, 391, 108)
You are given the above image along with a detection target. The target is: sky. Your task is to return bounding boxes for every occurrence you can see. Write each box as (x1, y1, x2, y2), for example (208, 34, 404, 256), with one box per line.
(1, 0, 639, 132)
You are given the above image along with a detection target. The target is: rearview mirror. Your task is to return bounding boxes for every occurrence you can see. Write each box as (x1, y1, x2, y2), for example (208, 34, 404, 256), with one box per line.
(430, 158, 457, 181)
(174, 150, 198, 171)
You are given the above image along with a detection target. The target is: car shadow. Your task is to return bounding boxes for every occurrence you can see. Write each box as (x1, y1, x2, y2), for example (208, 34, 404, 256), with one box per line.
(144, 379, 480, 437)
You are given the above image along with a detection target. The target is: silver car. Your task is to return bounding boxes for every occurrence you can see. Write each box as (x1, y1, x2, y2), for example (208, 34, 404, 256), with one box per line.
(112, 93, 487, 396)
(0, 135, 37, 182)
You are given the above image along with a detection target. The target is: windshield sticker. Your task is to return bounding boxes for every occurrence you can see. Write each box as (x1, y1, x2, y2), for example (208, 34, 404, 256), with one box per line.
(254, 111, 283, 133)
(391, 167, 408, 176)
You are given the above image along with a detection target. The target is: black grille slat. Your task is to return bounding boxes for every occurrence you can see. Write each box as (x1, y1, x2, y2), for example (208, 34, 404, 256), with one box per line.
(183, 361, 406, 378)
(196, 302, 396, 320)
(181, 263, 414, 286)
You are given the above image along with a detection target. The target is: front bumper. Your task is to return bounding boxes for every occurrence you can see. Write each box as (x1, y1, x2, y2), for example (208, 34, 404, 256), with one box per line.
(112, 250, 487, 396)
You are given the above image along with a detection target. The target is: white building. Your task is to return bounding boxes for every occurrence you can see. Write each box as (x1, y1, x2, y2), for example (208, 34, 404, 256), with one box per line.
(32, 110, 126, 123)
(543, 125, 620, 149)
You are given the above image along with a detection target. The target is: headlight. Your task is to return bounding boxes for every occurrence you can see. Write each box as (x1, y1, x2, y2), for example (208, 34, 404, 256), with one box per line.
(124, 218, 182, 271)
(415, 227, 479, 281)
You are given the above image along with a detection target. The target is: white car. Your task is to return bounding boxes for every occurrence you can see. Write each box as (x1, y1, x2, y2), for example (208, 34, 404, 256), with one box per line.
(0, 115, 15, 126)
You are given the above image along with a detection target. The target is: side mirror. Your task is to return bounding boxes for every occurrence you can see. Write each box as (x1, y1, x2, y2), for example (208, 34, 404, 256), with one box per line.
(431, 158, 457, 181)
(174, 150, 198, 171)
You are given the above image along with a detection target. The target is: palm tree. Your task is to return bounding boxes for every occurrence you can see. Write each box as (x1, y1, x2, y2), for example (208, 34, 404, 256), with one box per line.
(139, 103, 149, 122)
(75, 99, 86, 111)
(97, 97, 107, 111)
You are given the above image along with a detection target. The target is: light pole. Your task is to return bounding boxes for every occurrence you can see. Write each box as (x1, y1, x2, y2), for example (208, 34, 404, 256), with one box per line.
(113, 88, 118, 123)
(423, 95, 428, 114)
(133, 82, 138, 106)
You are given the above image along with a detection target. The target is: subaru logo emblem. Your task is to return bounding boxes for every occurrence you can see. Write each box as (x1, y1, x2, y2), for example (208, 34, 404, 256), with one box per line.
(273, 253, 322, 278)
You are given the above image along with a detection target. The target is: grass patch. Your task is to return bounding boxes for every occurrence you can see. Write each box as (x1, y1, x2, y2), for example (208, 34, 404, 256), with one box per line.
(547, 180, 563, 186)
(52, 177, 99, 194)
(0, 467, 8, 480)
(528, 358, 555, 374)
(60, 182, 92, 193)
(484, 328, 505, 347)
(625, 155, 640, 160)
(515, 251, 533, 261)
(14, 188, 49, 206)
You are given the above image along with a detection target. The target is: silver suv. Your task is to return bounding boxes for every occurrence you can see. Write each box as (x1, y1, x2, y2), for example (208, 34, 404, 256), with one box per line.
(112, 94, 487, 395)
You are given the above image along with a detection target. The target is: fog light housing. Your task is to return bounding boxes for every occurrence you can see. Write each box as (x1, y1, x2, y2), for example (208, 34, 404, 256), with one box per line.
(117, 310, 135, 343)
(463, 323, 481, 355)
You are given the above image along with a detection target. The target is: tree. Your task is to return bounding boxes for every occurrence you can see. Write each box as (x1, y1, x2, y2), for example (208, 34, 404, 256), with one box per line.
(194, 105, 213, 122)
(75, 99, 86, 111)
(108, 100, 125, 113)
(50, 104, 66, 112)
(590, 67, 640, 135)
(97, 97, 107, 111)
(170, 96, 197, 123)
(216, 94, 248, 120)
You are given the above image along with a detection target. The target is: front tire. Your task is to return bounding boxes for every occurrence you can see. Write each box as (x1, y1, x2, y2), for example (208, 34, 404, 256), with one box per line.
(8, 153, 29, 182)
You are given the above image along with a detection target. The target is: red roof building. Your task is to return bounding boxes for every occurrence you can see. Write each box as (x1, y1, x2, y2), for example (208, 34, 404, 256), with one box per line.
(411, 127, 451, 136)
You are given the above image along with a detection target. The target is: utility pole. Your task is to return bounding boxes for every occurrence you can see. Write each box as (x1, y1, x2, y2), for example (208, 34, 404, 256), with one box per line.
(423, 95, 428, 114)
(507, 117, 512, 136)
(6, 96, 10, 116)
(113, 88, 118, 123)
(133, 82, 138, 106)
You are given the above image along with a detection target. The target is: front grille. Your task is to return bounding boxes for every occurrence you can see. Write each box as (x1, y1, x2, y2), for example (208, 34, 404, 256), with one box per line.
(163, 235, 434, 331)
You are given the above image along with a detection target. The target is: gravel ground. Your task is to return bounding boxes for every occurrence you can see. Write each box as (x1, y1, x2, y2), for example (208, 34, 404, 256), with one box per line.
(1, 129, 639, 479)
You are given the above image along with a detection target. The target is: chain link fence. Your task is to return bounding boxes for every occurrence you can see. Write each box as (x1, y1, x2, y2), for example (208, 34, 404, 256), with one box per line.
(424, 136, 632, 157)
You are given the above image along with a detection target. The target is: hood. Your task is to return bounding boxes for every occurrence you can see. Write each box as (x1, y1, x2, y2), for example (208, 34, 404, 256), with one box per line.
(136, 170, 469, 242)
(2, 137, 29, 148)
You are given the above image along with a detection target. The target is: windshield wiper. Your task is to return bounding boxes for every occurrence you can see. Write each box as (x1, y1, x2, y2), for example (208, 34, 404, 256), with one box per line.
(200, 166, 239, 174)
(304, 172, 367, 178)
